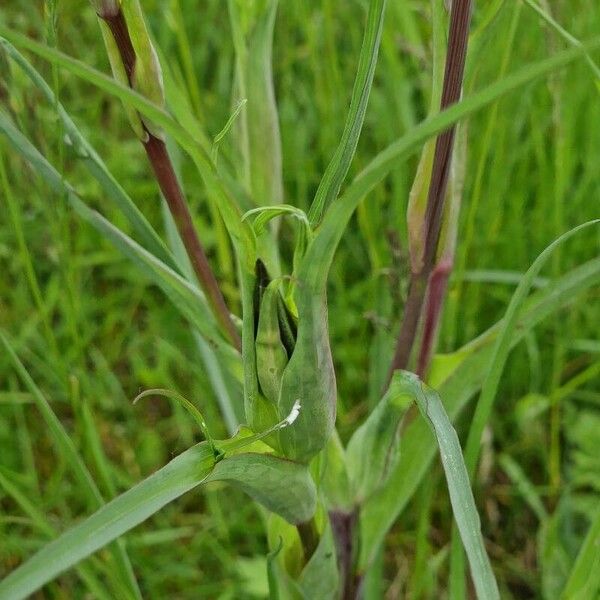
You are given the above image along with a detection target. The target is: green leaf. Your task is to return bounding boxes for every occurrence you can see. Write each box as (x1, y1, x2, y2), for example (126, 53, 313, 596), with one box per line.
(449, 220, 599, 594)
(427, 348, 473, 388)
(297, 523, 339, 598)
(346, 373, 412, 503)
(228, 0, 283, 208)
(193, 331, 243, 436)
(405, 372, 500, 600)
(303, 36, 600, 290)
(463, 219, 600, 481)
(243, 204, 311, 238)
(406, 0, 448, 272)
(267, 537, 284, 600)
(209, 453, 316, 525)
(561, 506, 600, 598)
(0, 406, 313, 600)
(0, 110, 238, 365)
(0, 466, 112, 600)
(276, 284, 337, 462)
(97, 19, 147, 140)
(266, 518, 340, 600)
(120, 0, 166, 139)
(523, 0, 600, 82)
(0, 331, 141, 600)
(0, 39, 173, 267)
(255, 280, 290, 405)
(0, 30, 194, 160)
(267, 514, 304, 581)
(0, 442, 217, 600)
(358, 256, 600, 569)
(71, 197, 238, 364)
(0, 28, 254, 256)
(320, 432, 353, 513)
(307, 0, 387, 225)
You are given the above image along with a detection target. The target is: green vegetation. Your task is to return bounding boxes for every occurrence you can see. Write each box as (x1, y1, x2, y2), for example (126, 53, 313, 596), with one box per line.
(1, 0, 599, 598)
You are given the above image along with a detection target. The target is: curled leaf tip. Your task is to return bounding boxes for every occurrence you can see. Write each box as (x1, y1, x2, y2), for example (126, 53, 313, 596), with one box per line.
(132, 388, 217, 454)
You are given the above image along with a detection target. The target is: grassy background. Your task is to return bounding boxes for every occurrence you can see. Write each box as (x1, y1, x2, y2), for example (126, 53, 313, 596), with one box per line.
(1, 0, 599, 597)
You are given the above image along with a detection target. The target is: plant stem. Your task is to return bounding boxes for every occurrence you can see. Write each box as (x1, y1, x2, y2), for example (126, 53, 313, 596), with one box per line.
(143, 135, 241, 348)
(386, 0, 472, 386)
(417, 257, 453, 377)
(387, 271, 429, 381)
(100, 10, 241, 351)
(329, 509, 359, 600)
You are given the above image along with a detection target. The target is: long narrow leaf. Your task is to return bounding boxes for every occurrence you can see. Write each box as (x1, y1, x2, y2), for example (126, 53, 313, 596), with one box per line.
(451, 220, 599, 592)
(0, 408, 312, 600)
(0, 469, 114, 600)
(0, 110, 238, 364)
(302, 37, 600, 290)
(0, 443, 217, 600)
(359, 256, 600, 568)
(563, 506, 600, 598)
(0, 38, 176, 270)
(3, 28, 597, 271)
(407, 372, 500, 599)
(0, 28, 255, 256)
(307, 0, 387, 225)
(0, 332, 141, 600)
(464, 220, 600, 480)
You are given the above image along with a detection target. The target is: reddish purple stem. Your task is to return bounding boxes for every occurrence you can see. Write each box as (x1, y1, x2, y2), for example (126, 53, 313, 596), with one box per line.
(386, 0, 472, 387)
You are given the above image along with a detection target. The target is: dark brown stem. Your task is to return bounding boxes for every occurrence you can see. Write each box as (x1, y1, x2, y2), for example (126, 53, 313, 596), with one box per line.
(329, 510, 359, 600)
(100, 10, 241, 351)
(143, 135, 241, 349)
(386, 0, 472, 385)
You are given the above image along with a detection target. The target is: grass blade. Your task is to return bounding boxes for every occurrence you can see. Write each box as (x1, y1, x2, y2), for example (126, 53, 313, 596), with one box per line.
(0, 331, 141, 600)
(359, 256, 600, 569)
(305, 37, 600, 287)
(228, 0, 283, 209)
(562, 506, 600, 598)
(522, 0, 600, 81)
(0, 110, 238, 364)
(0, 38, 176, 270)
(0, 28, 255, 259)
(0, 442, 217, 600)
(449, 221, 600, 591)
(408, 372, 500, 599)
(463, 220, 600, 479)
(307, 0, 387, 225)
(0, 405, 310, 600)
(0, 468, 114, 600)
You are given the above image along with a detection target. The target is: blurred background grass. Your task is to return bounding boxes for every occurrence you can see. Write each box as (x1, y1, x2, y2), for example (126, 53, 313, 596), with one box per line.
(1, 0, 599, 597)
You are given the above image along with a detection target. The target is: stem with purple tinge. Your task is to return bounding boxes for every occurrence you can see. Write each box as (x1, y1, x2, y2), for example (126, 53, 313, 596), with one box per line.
(330, 509, 359, 600)
(386, 0, 472, 388)
(417, 257, 453, 377)
(99, 8, 241, 351)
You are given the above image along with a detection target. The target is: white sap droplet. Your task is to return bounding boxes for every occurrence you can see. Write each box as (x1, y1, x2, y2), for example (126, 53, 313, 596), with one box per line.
(284, 400, 301, 426)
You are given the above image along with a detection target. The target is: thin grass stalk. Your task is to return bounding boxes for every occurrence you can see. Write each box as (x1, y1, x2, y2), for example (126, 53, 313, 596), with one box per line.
(97, 6, 241, 350)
